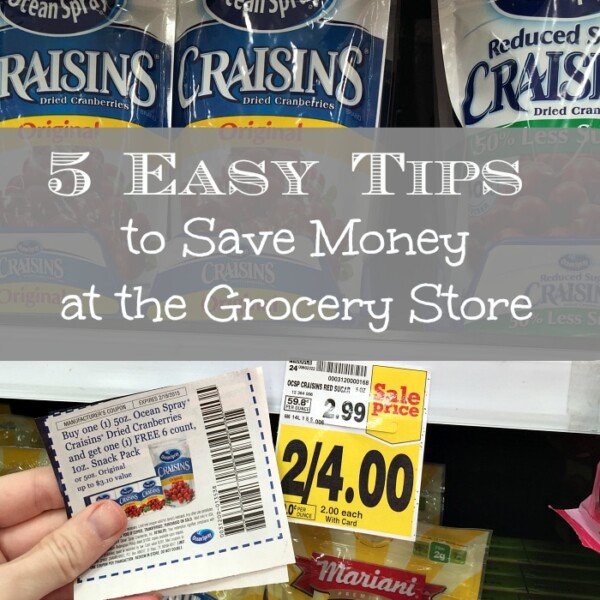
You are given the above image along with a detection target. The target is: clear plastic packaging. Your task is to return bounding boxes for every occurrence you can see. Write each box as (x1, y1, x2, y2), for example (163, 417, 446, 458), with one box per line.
(268, 522, 492, 600)
(0, 414, 44, 447)
(0, 446, 49, 475)
(0, 0, 175, 127)
(438, 0, 600, 127)
(164, 591, 266, 600)
(174, 0, 391, 127)
(420, 463, 447, 526)
(552, 461, 600, 552)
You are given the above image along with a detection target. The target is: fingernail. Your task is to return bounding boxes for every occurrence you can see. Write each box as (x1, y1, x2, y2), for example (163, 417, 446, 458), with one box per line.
(88, 501, 127, 540)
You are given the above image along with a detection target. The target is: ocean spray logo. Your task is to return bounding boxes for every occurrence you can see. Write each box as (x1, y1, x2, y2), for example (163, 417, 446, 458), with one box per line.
(204, 0, 337, 32)
(0, 0, 127, 36)
(492, 0, 600, 19)
(17, 240, 41, 255)
(118, 486, 138, 504)
(191, 529, 214, 544)
(559, 253, 591, 271)
(141, 479, 163, 499)
(159, 449, 181, 462)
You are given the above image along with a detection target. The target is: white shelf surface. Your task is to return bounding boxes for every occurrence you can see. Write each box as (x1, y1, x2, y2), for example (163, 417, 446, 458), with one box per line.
(2, 361, 598, 434)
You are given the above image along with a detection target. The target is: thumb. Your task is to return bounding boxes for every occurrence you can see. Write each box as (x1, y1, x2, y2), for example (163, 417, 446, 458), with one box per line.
(5, 500, 127, 600)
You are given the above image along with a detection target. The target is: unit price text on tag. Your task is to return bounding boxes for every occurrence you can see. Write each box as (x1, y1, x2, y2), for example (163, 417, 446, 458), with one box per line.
(276, 361, 430, 541)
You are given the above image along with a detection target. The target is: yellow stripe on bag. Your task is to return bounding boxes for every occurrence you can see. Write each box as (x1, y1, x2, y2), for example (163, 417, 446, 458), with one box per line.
(187, 115, 346, 128)
(0, 116, 142, 128)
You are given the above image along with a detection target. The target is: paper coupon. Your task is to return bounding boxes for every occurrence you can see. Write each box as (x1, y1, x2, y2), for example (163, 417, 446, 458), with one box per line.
(38, 368, 294, 600)
(276, 360, 430, 541)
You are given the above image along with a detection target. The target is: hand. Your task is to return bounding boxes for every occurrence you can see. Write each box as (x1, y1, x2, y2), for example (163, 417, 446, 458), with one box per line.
(0, 467, 161, 600)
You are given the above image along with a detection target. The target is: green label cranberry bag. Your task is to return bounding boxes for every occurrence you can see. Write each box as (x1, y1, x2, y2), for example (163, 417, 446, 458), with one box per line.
(438, 0, 600, 127)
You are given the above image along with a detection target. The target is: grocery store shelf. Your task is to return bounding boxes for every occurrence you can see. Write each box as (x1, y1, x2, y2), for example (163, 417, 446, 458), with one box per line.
(2, 361, 598, 434)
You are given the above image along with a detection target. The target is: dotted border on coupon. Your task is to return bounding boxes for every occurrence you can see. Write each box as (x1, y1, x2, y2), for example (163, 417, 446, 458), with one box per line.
(72, 370, 283, 584)
(40, 418, 73, 519)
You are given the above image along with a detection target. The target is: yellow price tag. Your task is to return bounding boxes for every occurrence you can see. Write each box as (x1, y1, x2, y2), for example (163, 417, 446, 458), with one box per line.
(276, 361, 429, 541)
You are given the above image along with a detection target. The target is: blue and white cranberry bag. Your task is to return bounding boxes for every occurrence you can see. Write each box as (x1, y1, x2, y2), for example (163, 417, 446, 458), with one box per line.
(175, 0, 391, 127)
(149, 438, 196, 506)
(438, 0, 600, 127)
(0, 0, 175, 127)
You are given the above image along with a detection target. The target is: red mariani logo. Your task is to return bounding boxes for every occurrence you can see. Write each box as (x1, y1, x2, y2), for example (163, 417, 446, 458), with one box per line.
(310, 554, 425, 598)
(291, 553, 447, 600)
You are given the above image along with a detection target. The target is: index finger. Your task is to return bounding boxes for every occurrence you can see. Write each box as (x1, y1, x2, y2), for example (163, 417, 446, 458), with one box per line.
(0, 467, 65, 527)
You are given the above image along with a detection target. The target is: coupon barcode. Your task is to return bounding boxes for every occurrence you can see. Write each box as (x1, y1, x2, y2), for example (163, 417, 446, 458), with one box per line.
(315, 361, 368, 378)
(198, 385, 264, 536)
(225, 409, 265, 531)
